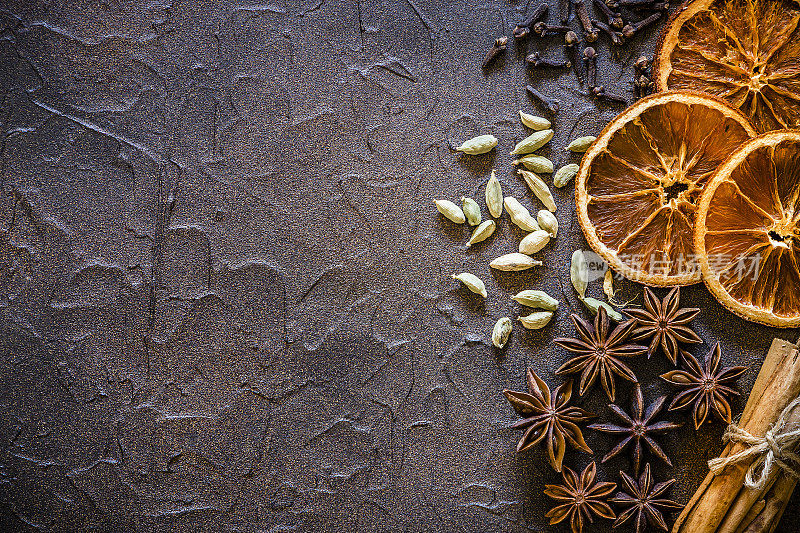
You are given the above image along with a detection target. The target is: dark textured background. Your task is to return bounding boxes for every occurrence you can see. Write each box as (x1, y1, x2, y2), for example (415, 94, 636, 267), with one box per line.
(0, 0, 798, 531)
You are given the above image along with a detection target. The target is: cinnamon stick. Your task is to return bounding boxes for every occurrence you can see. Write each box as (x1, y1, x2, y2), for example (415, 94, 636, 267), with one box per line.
(718, 404, 800, 532)
(672, 337, 800, 532)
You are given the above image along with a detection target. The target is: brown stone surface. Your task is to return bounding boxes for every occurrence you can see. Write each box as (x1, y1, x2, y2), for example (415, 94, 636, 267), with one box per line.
(0, 0, 798, 531)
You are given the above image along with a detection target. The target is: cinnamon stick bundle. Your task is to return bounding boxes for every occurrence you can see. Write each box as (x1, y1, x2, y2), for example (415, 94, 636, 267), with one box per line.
(673, 336, 800, 533)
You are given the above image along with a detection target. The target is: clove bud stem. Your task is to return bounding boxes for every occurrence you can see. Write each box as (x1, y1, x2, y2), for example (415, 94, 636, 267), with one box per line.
(622, 12, 662, 39)
(482, 36, 509, 69)
(583, 46, 597, 89)
(593, 85, 628, 104)
(573, 0, 599, 42)
(593, 19, 624, 45)
(593, 0, 624, 29)
(526, 85, 560, 115)
(513, 4, 549, 39)
(526, 52, 572, 68)
(533, 21, 574, 36)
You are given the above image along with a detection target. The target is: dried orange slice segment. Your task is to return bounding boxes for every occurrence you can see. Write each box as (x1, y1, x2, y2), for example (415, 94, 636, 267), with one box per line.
(655, 0, 800, 133)
(576, 91, 756, 286)
(695, 130, 800, 327)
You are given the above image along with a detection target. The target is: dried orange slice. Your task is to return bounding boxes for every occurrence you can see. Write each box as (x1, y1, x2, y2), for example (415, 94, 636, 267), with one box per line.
(655, 0, 800, 133)
(576, 91, 756, 286)
(695, 130, 800, 327)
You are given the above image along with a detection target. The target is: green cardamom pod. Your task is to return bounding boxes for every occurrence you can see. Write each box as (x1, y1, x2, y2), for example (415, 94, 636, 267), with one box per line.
(570, 250, 588, 299)
(510, 129, 554, 155)
(490, 253, 542, 271)
(512, 290, 559, 311)
(461, 197, 481, 226)
(566, 136, 597, 153)
(519, 230, 550, 255)
(581, 297, 623, 322)
(503, 197, 540, 232)
(492, 317, 512, 348)
(518, 311, 554, 330)
(519, 111, 551, 131)
(467, 220, 495, 247)
(456, 134, 498, 155)
(518, 169, 557, 212)
(485, 170, 503, 218)
(553, 163, 580, 188)
(513, 154, 554, 174)
(452, 272, 487, 298)
(537, 210, 558, 238)
(434, 199, 465, 224)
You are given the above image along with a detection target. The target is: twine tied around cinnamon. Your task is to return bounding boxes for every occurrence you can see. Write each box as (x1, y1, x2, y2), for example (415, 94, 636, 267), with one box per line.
(708, 396, 800, 490)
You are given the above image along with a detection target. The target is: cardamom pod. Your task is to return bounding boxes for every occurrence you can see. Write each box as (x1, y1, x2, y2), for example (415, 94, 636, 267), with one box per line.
(485, 171, 503, 218)
(456, 134, 498, 155)
(510, 129, 554, 155)
(461, 197, 481, 226)
(519, 111, 551, 131)
(570, 250, 588, 299)
(490, 253, 542, 271)
(518, 311, 554, 330)
(537, 210, 558, 238)
(519, 230, 550, 255)
(434, 199, 466, 224)
(603, 269, 615, 301)
(503, 197, 540, 232)
(451, 272, 487, 298)
(467, 220, 495, 247)
(517, 169, 557, 212)
(513, 154, 554, 174)
(553, 163, 580, 188)
(566, 136, 597, 153)
(581, 297, 623, 322)
(492, 317, 512, 348)
(512, 290, 559, 311)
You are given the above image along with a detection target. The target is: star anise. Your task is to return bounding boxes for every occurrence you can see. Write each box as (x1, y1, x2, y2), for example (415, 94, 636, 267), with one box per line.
(588, 384, 681, 475)
(660, 343, 747, 429)
(503, 369, 594, 472)
(624, 287, 702, 365)
(555, 306, 648, 402)
(610, 463, 682, 533)
(544, 461, 617, 533)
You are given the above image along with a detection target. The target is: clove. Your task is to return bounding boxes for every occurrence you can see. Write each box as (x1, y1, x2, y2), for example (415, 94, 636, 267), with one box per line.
(583, 47, 597, 89)
(482, 36, 509, 69)
(609, 0, 668, 8)
(593, 85, 628, 104)
(527, 52, 572, 69)
(622, 12, 662, 38)
(533, 21, 574, 37)
(526, 85, 560, 115)
(561, 0, 572, 24)
(564, 31, 583, 80)
(573, 0, 599, 42)
(634, 74, 654, 98)
(593, 0, 624, 29)
(635, 55, 650, 75)
(565, 30, 579, 48)
(513, 4, 549, 39)
(593, 19, 624, 46)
